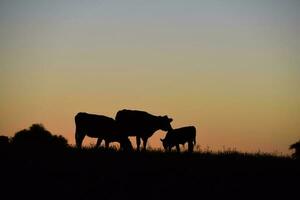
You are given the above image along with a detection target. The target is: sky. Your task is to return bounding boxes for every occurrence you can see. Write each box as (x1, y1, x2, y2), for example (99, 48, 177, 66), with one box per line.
(0, 0, 299, 154)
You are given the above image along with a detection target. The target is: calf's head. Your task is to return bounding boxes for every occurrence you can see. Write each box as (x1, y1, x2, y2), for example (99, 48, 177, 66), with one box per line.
(160, 138, 169, 151)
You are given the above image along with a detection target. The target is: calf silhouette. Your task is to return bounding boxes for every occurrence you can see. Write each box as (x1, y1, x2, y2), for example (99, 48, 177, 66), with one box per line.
(75, 112, 132, 150)
(115, 109, 173, 151)
(160, 126, 196, 152)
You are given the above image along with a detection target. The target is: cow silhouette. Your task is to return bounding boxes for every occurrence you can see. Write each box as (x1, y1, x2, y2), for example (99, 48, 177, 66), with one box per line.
(115, 109, 173, 151)
(290, 140, 300, 159)
(75, 112, 132, 150)
(160, 126, 196, 152)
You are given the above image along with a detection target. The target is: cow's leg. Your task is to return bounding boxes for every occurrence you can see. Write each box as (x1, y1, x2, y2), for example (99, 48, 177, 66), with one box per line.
(75, 129, 85, 148)
(136, 136, 141, 151)
(122, 138, 133, 151)
(176, 144, 180, 152)
(142, 137, 148, 151)
(105, 140, 110, 149)
(95, 138, 103, 148)
(188, 141, 194, 152)
(119, 138, 125, 151)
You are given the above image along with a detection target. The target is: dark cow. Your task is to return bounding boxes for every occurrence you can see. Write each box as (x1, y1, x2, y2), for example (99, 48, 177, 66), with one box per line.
(115, 109, 173, 151)
(75, 112, 132, 150)
(160, 126, 196, 152)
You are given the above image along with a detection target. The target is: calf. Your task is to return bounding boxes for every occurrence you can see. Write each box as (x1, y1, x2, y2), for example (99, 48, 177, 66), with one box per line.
(160, 126, 196, 152)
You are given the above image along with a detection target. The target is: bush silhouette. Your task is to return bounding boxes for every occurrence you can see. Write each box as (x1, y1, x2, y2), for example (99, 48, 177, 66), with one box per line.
(0, 135, 10, 150)
(11, 124, 68, 150)
(290, 140, 300, 159)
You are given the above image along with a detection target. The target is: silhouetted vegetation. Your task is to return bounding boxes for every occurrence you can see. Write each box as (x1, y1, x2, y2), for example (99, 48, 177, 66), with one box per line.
(0, 124, 299, 200)
(1, 145, 299, 200)
(9, 124, 68, 151)
(0, 135, 9, 150)
(290, 140, 300, 159)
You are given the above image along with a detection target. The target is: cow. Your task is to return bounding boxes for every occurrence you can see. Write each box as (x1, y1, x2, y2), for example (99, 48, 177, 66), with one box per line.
(115, 109, 173, 151)
(160, 126, 196, 152)
(75, 112, 132, 150)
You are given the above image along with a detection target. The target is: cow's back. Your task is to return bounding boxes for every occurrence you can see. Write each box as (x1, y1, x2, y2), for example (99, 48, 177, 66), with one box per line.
(75, 112, 116, 137)
(115, 109, 157, 135)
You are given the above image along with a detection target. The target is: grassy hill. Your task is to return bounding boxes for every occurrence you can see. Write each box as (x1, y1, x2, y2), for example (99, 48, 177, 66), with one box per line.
(1, 146, 299, 200)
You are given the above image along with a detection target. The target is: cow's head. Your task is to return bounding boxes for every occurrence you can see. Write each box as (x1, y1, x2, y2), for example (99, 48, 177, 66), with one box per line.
(160, 138, 168, 151)
(158, 115, 173, 131)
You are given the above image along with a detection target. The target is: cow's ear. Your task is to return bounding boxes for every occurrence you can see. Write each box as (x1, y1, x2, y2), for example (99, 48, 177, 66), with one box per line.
(164, 115, 173, 122)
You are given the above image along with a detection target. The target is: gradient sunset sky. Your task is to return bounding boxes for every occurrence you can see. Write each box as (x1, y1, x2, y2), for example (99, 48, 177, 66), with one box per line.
(1, 0, 299, 154)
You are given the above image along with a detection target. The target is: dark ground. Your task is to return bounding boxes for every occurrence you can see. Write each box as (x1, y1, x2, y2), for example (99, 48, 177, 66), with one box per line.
(1, 147, 299, 200)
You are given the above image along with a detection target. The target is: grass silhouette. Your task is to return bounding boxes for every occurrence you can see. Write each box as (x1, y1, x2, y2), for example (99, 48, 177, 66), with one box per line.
(0, 124, 299, 200)
(1, 144, 299, 200)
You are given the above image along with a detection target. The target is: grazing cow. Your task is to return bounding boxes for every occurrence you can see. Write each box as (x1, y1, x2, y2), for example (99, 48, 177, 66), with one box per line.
(160, 126, 196, 152)
(115, 109, 173, 151)
(75, 112, 132, 150)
